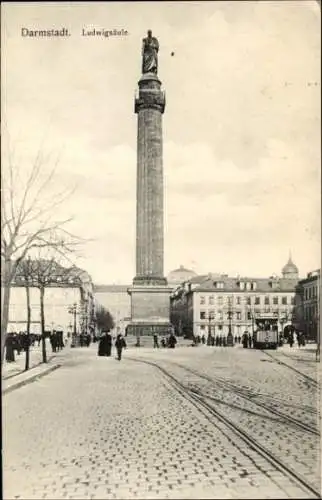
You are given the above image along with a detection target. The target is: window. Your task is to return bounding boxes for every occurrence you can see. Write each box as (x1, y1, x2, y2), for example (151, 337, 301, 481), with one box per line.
(255, 297, 260, 305)
(208, 295, 214, 305)
(200, 311, 206, 320)
(305, 289, 308, 300)
(218, 325, 223, 331)
(264, 296, 269, 305)
(247, 312, 252, 320)
(246, 282, 251, 290)
(282, 296, 287, 305)
(236, 312, 241, 320)
(251, 282, 257, 290)
(200, 296, 205, 305)
(247, 297, 251, 305)
(291, 297, 295, 305)
(236, 296, 241, 305)
(200, 325, 205, 331)
(217, 296, 223, 306)
(209, 310, 215, 320)
(273, 296, 279, 305)
(239, 282, 245, 290)
(218, 311, 223, 320)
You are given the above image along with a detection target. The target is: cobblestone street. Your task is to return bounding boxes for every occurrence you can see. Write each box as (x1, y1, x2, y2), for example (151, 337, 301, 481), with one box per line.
(3, 344, 321, 499)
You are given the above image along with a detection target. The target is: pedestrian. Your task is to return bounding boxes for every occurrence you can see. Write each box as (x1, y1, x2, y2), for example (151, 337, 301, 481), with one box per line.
(5, 333, 15, 363)
(234, 335, 237, 343)
(211, 335, 215, 346)
(153, 333, 159, 348)
(219, 335, 223, 347)
(288, 332, 294, 348)
(201, 334, 206, 345)
(223, 336, 227, 347)
(85, 333, 91, 347)
(242, 333, 248, 349)
(248, 334, 252, 349)
(50, 332, 57, 353)
(115, 333, 127, 361)
(98, 331, 112, 357)
(296, 331, 301, 348)
(168, 332, 177, 349)
(206, 334, 212, 346)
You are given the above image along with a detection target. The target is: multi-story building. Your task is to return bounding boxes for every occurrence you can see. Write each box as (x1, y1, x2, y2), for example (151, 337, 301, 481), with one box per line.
(7, 261, 94, 336)
(294, 269, 320, 341)
(171, 257, 300, 339)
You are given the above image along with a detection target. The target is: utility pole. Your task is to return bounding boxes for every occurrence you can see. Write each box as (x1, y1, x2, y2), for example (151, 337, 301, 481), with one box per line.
(227, 296, 234, 346)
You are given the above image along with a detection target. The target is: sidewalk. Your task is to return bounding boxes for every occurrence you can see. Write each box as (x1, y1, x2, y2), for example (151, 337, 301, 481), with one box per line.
(2, 340, 57, 380)
(2, 343, 69, 395)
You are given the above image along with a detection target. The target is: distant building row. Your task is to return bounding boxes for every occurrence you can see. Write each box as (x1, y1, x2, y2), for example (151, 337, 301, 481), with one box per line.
(170, 258, 320, 341)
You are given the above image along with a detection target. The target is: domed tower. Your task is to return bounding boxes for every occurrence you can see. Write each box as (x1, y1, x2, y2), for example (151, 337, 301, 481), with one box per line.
(282, 253, 299, 279)
(167, 265, 197, 286)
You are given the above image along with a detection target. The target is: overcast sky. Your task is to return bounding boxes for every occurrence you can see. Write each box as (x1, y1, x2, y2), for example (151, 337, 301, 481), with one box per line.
(2, 1, 321, 284)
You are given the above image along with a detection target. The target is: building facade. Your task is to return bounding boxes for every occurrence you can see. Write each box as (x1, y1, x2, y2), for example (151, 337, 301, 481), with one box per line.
(295, 269, 320, 341)
(7, 262, 94, 336)
(171, 258, 300, 339)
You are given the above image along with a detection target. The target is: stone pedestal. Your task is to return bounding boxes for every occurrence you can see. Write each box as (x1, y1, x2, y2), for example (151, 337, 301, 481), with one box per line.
(127, 70, 171, 336)
(127, 285, 171, 337)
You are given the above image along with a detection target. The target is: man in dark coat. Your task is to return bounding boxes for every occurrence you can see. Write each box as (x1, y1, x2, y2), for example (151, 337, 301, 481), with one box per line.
(168, 333, 177, 349)
(115, 334, 126, 360)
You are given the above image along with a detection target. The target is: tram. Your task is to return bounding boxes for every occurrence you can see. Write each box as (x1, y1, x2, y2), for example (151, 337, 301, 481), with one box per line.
(253, 315, 279, 350)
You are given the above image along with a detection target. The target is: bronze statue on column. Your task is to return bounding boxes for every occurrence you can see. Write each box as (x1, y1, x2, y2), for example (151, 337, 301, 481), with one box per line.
(142, 30, 159, 74)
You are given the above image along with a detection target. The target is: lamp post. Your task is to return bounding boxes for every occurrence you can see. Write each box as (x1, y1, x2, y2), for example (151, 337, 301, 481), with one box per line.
(227, 296, 234, 346)
(68, 303, 79, 347)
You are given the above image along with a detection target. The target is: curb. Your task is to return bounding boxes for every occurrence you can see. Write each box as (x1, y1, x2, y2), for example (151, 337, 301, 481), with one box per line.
(3, 354, 57, 381)
(3, 364, 61, 395)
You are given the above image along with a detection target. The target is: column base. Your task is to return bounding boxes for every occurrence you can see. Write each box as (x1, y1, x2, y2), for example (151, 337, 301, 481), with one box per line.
(127, 283, 172, 336)
(133, 275, 168, 286)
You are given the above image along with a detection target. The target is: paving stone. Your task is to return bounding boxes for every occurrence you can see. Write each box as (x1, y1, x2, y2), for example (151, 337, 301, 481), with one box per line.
(3, 345, 320, 499)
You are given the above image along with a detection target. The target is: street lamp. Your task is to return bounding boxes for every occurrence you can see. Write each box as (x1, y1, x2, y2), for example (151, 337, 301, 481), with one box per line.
(68, 303, 79, 347)
(227, 296, 234, 346)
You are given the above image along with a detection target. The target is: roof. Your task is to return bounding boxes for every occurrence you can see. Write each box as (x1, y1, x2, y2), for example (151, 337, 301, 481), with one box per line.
(188, 276, 300, 293)
(11, 259, 91, 286)
(94, 284, 130, 293)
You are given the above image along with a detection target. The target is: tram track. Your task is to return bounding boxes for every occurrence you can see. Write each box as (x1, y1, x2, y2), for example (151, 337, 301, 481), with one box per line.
(158, 359, 319, 436)
(128, 356, 321, 499)
(260, 350, 319, 387)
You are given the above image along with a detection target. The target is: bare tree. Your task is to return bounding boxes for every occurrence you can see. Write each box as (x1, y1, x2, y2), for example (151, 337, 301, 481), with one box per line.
(18, 257, 35, 371)
(22, 255, 81, 363)
(1, 138, 79, 363)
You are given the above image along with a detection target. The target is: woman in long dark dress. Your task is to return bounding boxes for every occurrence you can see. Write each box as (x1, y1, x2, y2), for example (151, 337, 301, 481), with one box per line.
(5, 333, 15, 362)
(98, 331, 113, 357)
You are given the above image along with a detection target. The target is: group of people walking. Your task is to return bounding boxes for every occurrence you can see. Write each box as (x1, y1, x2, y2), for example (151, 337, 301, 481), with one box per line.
(286, 330, 306, 348)
(49, 331, 65, 353)
(153, 332, 177, 349)
(98, 330, 127, 360)
(192, 334, 236, 347)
